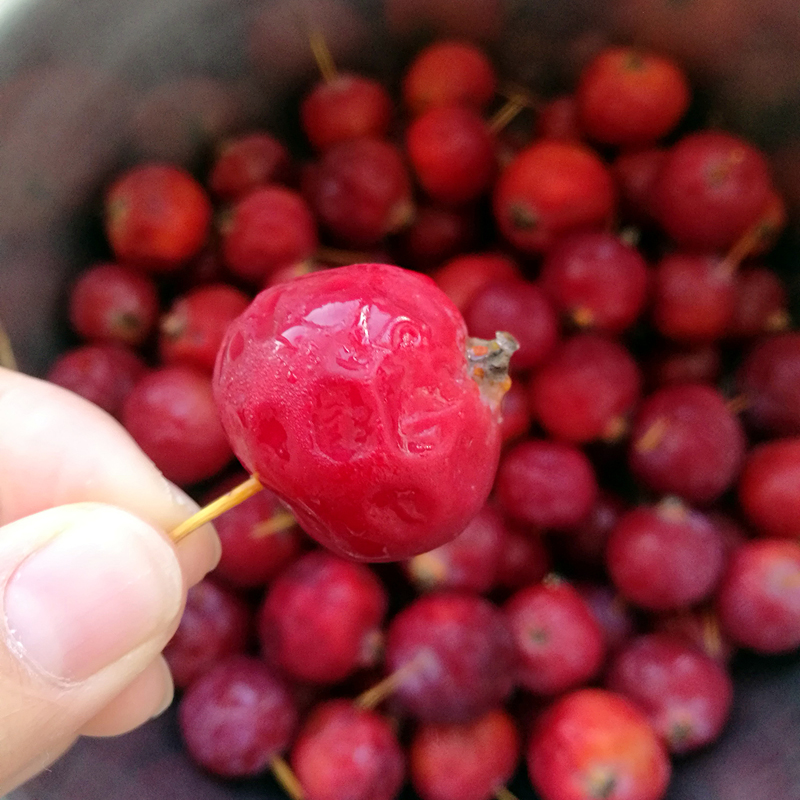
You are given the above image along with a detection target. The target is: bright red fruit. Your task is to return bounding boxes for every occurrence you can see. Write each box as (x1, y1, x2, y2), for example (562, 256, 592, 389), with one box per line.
(68, 263, 159, 347)
(290, 701, 405, 800)
(209, 133, 291, 201)
(739, 438, 800, 539)
(607, 633, 733, 754)
(403, 40, 497, 116)
(122, 366, 232, 486)
(160, 284, 250, 373)
(407, 105, 496, 206)
(528, 689, 671, 800)
(213, 263, 514, 561)
(577, 47, 690, 147)
(493, 141, 616, 254)
(301, 73, 393, 151)
(535, 95, 583, 142)
(178, 656, 297, 778)
(433, 253, 522, 314)
(105, 163, 211, 271)
(257, 550, 387, 684)
(499, 379, 531, 444)
(410, 709, 520, 800)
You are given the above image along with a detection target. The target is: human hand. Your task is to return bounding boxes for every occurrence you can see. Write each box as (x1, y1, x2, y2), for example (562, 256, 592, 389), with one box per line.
(0, 366, 221, 793)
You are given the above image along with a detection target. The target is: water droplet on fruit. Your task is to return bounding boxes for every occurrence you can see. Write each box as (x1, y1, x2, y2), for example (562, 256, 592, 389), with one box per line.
(311, 381, 378, 461)
(370, 486, 430, 524)
(255, 413, 290, 461)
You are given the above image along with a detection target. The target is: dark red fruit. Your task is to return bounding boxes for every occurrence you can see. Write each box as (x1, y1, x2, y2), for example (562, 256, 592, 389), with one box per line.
(432, 253, 521, 313)
(737, 333, 800, 436)
(68, 263, 159, 347)
(214, 264, 512, 561)
(122, 366, 232, 486)
(652, 607, 735, 665)
(647, 343, 722, 389)
(535, 95, 583, 142)
(654, 131, 773, 250)
(46, 343, 146, 418)
(606, 500, 726, 611)
(257, 550, 387, 684)
(529, 335, 642, 444)
(629, 384, 746, 504)
(301, 73, 393, 151)
(407, 105, 496, 206)
(221, 186, 318, 285)
(410, 709, 520, 800)
(207, 472, 304, 588)
(404, 504, 505, 594)
(739, 438, 800, 539)
(496, 439, 598, 530)
(209, 133, 291, 201)
(306, 138, 414, 247)
(178, 655, 297, 778)
(290, 700, 405, 800)
(164, 578, 251, 688)
(464, 279, 559, 371)
(504, 578, 606, 695)
(398, 203, 476, 270)
(159, 284, 250, 373)
(729, 267, 790, 339)
(384, 592, 517, 723)
(495, 526, 551, 591)
(105, 163, 212, 271)
(716, 539, 800, 653)
(652, 253, 735, 343)
(576, 583, 638, 655)
(499, 378, 531, 444)
(528, 689, 671, 800)
(612, 148, 667, 225)
(540, 231, 649, 334)
(403, 40, 497, 116)
(559, 493, 627, 576)
(577, 47, 690, 147)
(607, 633, 733, 754)
(493, 141, 616, 254)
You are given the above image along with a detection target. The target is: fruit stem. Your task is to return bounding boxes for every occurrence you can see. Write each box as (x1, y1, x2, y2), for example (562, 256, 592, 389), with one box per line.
(466, 331, 519, 408)
(495, 787, 520, 800)
(0, 317, 17, 371)
(308, 27, 337, 83)
(726, 394, 749, 415)
(488, 96, 526, 133)
(271, 754, 305, 800)
(353, 653, 426, 710)
(722, 198, 785, 272)
(253, 510, 297, 539)
(169, 475, 264, 544)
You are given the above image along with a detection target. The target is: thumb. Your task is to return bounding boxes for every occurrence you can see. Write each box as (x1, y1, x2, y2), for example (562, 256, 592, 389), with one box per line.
(0, 502, 184, 794)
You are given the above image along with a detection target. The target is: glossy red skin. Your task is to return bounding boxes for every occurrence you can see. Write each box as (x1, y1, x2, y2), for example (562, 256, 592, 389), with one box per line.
(729, 267, 789, 338)
(613, 148, 667, 225)
(505, 580, 606, 695)
(528, 689, 671, 800)
(652, 253, 735, 342)
(46, 343, 146, 419)
(499, 379, 531, 445)
(738, 333, 800, 436)
(540, 231, 649, 335)
(495, 526, 551, 591)
(407, 106, 496, 206)
(163, 578, 251, 688)
(493, 141, 616, 254)
(221, 186, 318, 285)
(306, 138, 414, 247)
(432, 253, 521, 313)
(607, 633, 733, 754)
(410, 709, 520, 800)
(404, 504, 505, 594)
(576, 583, 638, 655)
(398, 203, 476, 270)
(654, 131, 773, 250)
(206, 472, 304, 588)
(122, 366, 232, 486)
(739, 438, 800, 539)
(629, 384, 746, 504)
(716, 539, 800, 653)
(606, 503, 726, 611)
(403, 40, 497, 115)
(258, 550, 387, 684)
(496, 439, 598, 530)
(647, 343, 722, 389)
(291, 700, 405, 800)
(535, 95, 583, 142)
(301, 73, 393, 152)
(464, 279, 559, 371)
(213, 264, 504, 562)
(529, 335, 642, 444)
(384, 592, 517, 723)
(577, 48, 690, 147)
(105, 163, 211, 271)
(159, 284, 251, 373)
(178, 655, 297, 778)
(68, 263, 159, 347)
(209, 133, 291, 201)
(559, 493, 627, 576)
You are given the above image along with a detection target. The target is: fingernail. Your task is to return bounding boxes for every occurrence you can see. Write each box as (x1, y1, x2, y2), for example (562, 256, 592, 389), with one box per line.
(4, 506, 183, 683)
(152, 659, 175, 719)
(165, 480, 222, 577)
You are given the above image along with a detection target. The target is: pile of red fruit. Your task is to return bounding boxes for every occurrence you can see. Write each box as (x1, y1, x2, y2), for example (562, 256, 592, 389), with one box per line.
(45, 35, 800, 800)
